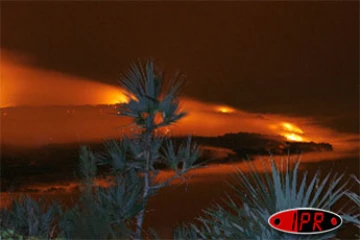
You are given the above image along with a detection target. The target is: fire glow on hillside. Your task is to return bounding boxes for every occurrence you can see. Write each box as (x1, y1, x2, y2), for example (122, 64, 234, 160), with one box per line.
(1, 51, 358, 151)
(269, 122, 306, 142)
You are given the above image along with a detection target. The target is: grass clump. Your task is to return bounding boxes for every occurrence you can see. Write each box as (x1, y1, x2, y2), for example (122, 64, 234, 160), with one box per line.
(174, 157, 356, 239)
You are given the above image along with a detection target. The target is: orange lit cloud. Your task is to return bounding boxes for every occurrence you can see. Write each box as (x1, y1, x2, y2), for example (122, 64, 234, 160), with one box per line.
(1, 50, 358, 153)
(1, 50, 127, 107)
(173, 98, 358, 152)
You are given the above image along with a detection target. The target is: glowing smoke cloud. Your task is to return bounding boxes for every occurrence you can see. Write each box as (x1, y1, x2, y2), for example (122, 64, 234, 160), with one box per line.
(1, 50, 358, 152)
(1, 50, 127, 107)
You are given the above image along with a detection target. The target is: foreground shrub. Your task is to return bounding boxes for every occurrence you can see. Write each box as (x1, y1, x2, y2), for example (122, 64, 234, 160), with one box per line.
(0, 196, 57, 239)
(175, 157, 353, 239)
(55, 146, 143, 239)
(341, 175, 360, 237)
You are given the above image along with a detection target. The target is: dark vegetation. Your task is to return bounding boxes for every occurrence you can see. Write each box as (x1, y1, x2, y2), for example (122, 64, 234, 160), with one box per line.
(1, 133, 333, 191)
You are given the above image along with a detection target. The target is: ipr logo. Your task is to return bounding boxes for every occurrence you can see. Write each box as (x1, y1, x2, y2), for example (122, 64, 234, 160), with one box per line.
(268, 208, 342, 235)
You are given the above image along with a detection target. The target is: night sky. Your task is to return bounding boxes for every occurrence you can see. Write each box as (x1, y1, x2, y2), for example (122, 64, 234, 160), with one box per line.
(1, 1, 359, 133)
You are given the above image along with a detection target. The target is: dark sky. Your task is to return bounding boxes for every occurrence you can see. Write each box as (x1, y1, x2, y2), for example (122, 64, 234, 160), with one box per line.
(1, 1, 359, 133)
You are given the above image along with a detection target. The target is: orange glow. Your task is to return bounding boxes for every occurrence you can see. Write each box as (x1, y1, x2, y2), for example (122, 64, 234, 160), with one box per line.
(2, 98, 358, 151)
(280, 122, 306, 142)
(269, 122, 307, 142)
(1, 51, 128, 107)
(216, 106, 236, 113)
(1, 50, 359, 152)
(281, 122, 304, 134)
(283, 133, 304, 142)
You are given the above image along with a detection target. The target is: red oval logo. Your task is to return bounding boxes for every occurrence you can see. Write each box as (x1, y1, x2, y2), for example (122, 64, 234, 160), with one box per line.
(268, 208, 343, 235)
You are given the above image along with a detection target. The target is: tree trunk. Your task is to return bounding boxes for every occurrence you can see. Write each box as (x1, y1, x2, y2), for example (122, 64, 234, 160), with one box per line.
(135, 172, 149, 239)
(135, 130, 152, 239)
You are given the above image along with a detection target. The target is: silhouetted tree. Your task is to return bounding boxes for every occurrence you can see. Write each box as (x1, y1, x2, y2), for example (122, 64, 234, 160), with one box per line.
(103, 60, 199, 239)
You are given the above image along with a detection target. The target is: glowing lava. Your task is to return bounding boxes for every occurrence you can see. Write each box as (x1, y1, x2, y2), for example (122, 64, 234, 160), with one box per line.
(2, 51, 359, 151)
(283, 133, 304, 142)
(216, 106, 236, 113)
(281, 122, 304, 134)
(269, 122, 307, 142)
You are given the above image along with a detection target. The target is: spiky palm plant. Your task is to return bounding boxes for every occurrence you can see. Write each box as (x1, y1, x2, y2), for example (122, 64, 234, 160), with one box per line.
(97, 60, 200, 239)
(174, 156, 350, 239)
(341, 175, 360, 235)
